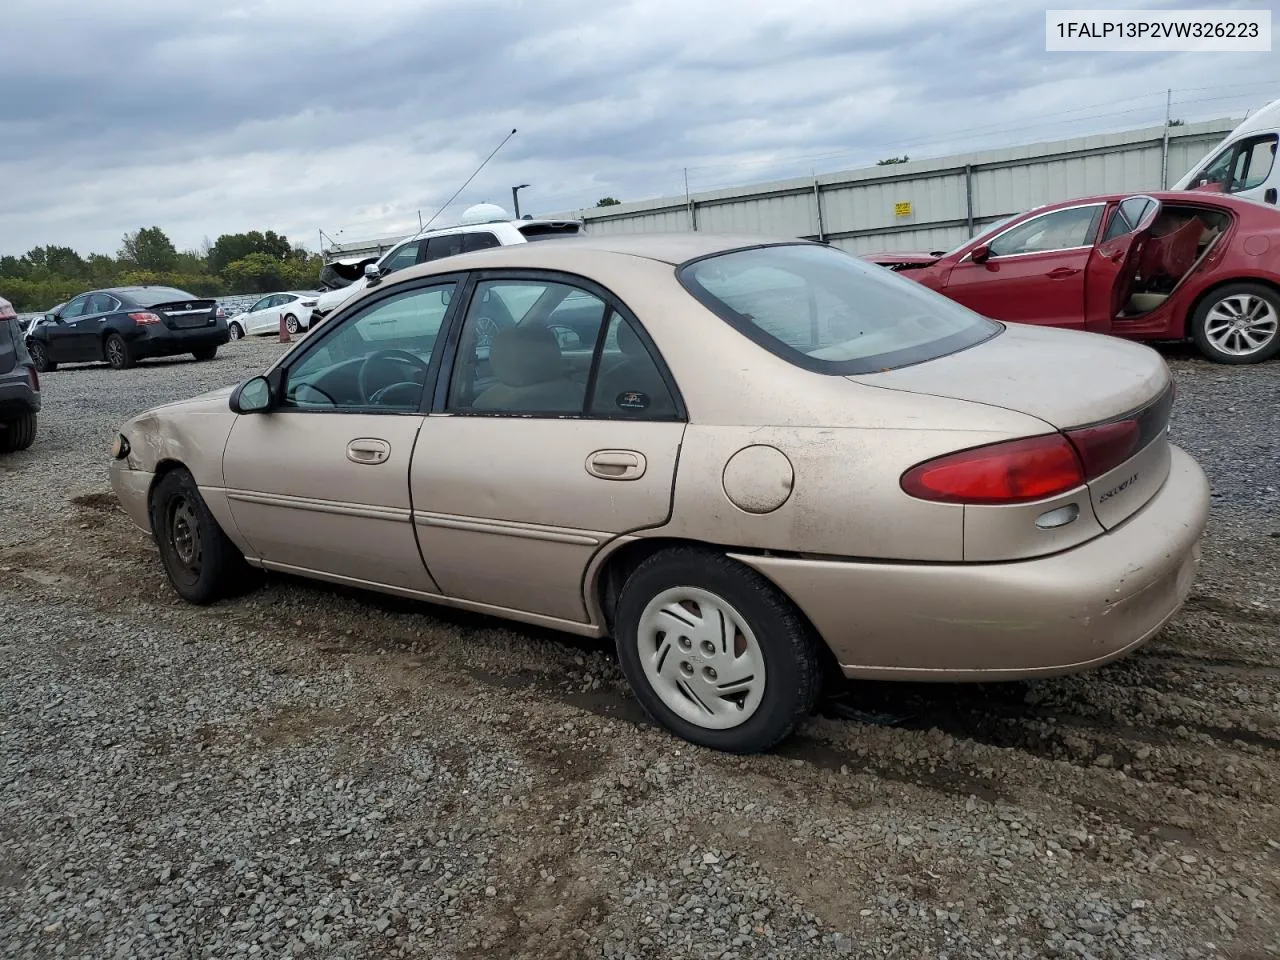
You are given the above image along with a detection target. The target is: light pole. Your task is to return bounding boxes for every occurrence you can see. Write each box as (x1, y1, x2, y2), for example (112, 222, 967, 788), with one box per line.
(511, 183, 530, 219)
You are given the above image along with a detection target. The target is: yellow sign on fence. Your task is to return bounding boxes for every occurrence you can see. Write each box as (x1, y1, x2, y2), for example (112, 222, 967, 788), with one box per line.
(894, 201, 913, 218)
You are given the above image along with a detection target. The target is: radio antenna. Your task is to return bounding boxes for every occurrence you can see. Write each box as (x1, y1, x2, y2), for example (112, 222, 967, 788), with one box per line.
(418, 128, 518, 234)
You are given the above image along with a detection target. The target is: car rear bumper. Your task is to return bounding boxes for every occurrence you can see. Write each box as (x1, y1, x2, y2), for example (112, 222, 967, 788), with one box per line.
(130, 325, 230, 358)
(0, 374, 40, 416)
(732, 444, 1209, 681)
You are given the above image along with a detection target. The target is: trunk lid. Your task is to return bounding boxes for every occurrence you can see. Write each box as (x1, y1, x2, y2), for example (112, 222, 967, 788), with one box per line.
(148, 298, 218, 330)
(856, 323, 1175, 530)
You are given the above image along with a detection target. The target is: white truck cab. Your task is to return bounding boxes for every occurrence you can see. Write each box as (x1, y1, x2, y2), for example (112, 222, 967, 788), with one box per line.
(311, 204, 586, 325)
(1173, 97, 1280, 206)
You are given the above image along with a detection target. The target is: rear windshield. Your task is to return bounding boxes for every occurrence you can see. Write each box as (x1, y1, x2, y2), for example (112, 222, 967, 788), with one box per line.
(130, 287, 198, 307)
(678, 243, 1000, 374)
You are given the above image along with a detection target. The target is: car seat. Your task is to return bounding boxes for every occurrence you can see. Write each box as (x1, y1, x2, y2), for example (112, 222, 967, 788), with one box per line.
(472, 325, 583, 413)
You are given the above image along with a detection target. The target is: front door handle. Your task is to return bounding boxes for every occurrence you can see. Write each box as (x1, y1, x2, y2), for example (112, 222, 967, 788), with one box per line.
(586, 449, 647, 481)
(1047, 266, 1080, 280)
(347, 438, 391, 465)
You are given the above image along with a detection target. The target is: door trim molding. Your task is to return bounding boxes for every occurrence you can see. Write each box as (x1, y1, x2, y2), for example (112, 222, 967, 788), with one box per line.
(414, 510, 607, 546)
(226, 489, 412, 523)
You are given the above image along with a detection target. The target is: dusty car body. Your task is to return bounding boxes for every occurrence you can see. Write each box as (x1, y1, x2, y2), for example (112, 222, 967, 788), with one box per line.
(865, 191, 1280, 364)
(109, 233, 1209, 753)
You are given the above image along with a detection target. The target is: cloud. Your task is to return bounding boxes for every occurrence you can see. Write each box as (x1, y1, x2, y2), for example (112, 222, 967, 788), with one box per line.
(0, 0, 1276, 256)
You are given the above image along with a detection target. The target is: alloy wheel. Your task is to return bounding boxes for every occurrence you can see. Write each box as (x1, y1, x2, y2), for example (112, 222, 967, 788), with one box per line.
(228, 323, 243, 340)
(636, 586, 766, 730)
(1203, 294, 1279, 357)
(106, 338, 125, 367)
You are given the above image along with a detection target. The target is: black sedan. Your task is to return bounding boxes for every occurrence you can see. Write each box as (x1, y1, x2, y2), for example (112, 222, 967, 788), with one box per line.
(26, 286, 230, 372)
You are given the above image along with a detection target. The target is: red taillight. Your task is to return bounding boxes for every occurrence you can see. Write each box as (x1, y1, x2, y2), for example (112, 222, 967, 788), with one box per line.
(901, 434, 1085, 505)
(129, 312, 161, 325)
(1065, 419, 1141, 479)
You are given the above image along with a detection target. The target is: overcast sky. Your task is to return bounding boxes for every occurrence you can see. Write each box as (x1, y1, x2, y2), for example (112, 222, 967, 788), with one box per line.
(2, 0, 1277, 257)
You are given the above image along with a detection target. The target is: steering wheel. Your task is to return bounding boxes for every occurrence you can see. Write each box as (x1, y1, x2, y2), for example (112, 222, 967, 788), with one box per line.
(357, 349, 429, 405)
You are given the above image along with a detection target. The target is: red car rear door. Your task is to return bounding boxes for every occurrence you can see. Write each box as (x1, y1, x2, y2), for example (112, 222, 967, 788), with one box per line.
(940, 203, 1104, 329)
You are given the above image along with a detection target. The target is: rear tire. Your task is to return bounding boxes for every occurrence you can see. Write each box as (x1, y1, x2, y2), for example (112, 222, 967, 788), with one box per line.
(105, 333, 134, 370)
(148, 468, 255, 604)
(0, 411, 37, 453)
(284, 314, 300, 335)
(228, 322, 244, 341)
(192, 346, 217, 362)
(613, 547, 824, 753)
(27, 341, 55, 372)
(1190, 282, 1280, 364)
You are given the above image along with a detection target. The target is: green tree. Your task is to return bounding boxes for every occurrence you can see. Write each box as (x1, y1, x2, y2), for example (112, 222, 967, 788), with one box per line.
(222, 253, 287, 293)
(596, 197, 621, 206)
(20, 245, 88, 279)
(208, 230, 293, 275)
(119, 226, 178, 272)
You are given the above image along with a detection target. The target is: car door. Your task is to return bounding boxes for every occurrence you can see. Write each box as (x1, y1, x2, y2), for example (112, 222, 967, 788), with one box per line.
(45, 295, 91, 362)
(69, 293, 120, 359)
(241, 296, 275, 335)
(221, 276, 464, 591)
(940, 203, 1104, 328)
(1186, 134, 1279, 205)
(1084, 196, 1163, 332)
(411, 273, 686, 624)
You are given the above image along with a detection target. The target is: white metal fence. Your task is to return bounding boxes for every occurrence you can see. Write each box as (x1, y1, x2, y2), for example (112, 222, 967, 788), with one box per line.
(555, 118, 1238, 255)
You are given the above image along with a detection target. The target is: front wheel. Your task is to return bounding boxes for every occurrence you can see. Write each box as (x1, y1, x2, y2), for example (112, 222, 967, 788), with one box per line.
(613, 547, 824, 753)
(148, 468, 255, 604)
(1190, 283, 1280, 364)
(0, 411, 37, 452)
(284, 314, 300, 335)
(104, 333, 134, 370)
(27, 340, 55, 372)
(192, 346, 217, 361)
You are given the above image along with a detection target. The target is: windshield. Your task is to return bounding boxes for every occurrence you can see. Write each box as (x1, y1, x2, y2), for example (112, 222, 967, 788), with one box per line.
(678, 243, 1000, 374)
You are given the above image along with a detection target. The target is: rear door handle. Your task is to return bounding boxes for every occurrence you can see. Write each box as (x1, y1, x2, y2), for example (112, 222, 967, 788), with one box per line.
(347, 438, 391, 465)
(586, 449, 647, 481)
(1047, 266, 1080, 279)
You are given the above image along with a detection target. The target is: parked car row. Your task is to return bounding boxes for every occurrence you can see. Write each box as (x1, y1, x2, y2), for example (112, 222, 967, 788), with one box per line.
(110, 232, 1209, 754)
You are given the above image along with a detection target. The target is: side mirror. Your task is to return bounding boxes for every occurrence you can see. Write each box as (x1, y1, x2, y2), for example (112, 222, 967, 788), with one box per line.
(229, 375, 276, 414)
(364, 263, 382, 279)
(970, 244, 992, 264)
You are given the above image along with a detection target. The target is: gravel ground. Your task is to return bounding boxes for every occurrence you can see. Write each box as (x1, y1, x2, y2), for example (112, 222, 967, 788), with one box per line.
(1, 339, 1279, 959)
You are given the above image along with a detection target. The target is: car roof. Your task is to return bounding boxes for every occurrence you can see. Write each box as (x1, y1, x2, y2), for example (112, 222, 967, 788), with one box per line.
(1025, 191, 1278, 216)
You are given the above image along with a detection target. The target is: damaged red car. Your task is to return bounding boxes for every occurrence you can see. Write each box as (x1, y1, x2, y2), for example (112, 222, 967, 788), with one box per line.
(864, 192, 1280, 364)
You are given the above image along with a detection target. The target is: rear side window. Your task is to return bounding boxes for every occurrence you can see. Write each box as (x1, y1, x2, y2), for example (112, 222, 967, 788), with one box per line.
(679, 243, 999, 375)
(462, 232, 501, 253)
(423, 234, 466, 261)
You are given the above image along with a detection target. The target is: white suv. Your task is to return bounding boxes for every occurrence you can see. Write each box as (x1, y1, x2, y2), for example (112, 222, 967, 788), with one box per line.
(311, 206, 585, 325)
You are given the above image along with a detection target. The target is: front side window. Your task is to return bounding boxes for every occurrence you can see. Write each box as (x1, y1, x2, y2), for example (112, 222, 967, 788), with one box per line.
(679, 243, 999, 375)
(379, 241, 422, 275)
(1234, 135, 1278, 192)
(60, 295, 89, 319)
(987, 205, 1103, 256)
(282, 282, 456, 412)
(248, 296, 274, 314)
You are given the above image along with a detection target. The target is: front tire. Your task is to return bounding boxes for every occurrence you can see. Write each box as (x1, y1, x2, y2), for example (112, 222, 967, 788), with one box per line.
(0, 411, 37, 453)
(192, 346, 217, 361)
(228, 322, 244, 341)
(613, 547, 823, 753)
(104, 333, 134, 370)
(148, 468, 254, 604)
(27, 341, 55, 372)
(284, 314, 300, 335)
(1190, 282, 1280, 364)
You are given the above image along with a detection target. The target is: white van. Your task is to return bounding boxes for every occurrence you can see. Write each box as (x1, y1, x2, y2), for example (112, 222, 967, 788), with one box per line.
(1172, 97, 1280, 206)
